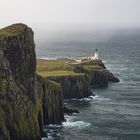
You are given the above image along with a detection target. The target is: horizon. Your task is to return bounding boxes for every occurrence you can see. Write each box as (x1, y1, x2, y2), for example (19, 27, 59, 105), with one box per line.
(0, 0, 140, 32)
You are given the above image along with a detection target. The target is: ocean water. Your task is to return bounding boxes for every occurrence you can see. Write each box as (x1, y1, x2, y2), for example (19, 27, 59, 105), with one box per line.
(37, 29, 140, 140)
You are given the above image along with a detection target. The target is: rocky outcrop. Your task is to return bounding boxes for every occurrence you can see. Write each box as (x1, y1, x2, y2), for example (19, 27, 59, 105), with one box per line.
(47, 74, 92, 99)
(64, 107, 79, 115)
(0, 23, 41, 140)
(0, 23, 65, 140)
(37, 75, 64, 125)
(74, 59, 119, 87)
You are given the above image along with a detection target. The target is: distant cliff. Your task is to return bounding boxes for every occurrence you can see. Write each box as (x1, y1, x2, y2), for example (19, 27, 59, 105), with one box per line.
(47, 74, 92, 99)
(74, 59, 119, 87)
(37, 59, 92, 99)
(0, 24, 64, 140)
(37, 59, 119, 99)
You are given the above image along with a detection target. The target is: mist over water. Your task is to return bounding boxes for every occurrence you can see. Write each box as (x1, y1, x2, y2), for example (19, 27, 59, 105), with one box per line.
(38, 29, 140, 140)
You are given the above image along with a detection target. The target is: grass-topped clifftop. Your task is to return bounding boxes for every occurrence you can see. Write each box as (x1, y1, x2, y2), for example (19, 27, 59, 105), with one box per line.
(37, 59, 84, 77)
(74, 59, 106, 70)
(36, 59, 106, 78)
(0, 23, 32, 37)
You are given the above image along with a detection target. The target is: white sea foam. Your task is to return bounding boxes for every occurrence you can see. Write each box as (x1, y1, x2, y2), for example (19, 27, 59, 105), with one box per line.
(66, 95, 98, 101)
(63, 120, 91, 128)
(41, 137, 47, 140)
(44, 124, 62, 129)
(91, 95, 111, 103)
(62, 115, 91, 128)
(120, 67, 128, 71)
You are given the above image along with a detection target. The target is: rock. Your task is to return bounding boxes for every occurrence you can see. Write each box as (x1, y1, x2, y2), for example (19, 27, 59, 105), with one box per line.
(36, 75, 64, 125)
(47, 74, 92, 99)
(74, 59, 119, 87)
(64, 107, 79, 114)
(0, 23, 41, 139)
(0, 23, 65, 140)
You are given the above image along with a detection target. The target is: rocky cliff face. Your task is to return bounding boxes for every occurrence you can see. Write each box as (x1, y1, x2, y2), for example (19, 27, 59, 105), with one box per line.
(74, 59, 119, 87)
(0, 24, 41, 140)
(37, 75, 64, 125)
(47, 74, 92, 99)
(0, 24, 65, 140)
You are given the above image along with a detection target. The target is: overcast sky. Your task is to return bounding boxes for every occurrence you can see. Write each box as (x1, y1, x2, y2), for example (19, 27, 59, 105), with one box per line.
(0, 0, 140, 30)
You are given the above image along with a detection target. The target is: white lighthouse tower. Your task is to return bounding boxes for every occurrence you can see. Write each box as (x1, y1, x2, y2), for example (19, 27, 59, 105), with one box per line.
(94, 49, 99, 59)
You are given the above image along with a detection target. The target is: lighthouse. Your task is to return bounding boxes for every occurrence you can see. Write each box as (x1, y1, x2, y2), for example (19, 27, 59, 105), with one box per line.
(94, 49, 99, 59)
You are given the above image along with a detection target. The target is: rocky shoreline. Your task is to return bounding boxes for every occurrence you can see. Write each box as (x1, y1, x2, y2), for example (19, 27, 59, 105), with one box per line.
(0, 23, 119, 140)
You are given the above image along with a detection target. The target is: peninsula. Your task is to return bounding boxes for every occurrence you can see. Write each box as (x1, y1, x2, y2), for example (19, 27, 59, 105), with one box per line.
(0, 23, 119, 140)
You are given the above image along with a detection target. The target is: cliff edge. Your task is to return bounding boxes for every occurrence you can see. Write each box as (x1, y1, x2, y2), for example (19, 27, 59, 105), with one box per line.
(0, 23, 42, 140)
(0, 24, 65, 140)
(74, 59, 119, 87)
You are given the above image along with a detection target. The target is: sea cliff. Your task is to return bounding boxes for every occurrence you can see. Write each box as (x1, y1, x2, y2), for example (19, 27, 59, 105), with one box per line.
(73, 59, 119, 87)
(37, 59, 119, 99)
(47, 74, 91, 99)
(0, 23, 119, 140)
(0, 24, 64, 140)
(37, 59, 92, 99)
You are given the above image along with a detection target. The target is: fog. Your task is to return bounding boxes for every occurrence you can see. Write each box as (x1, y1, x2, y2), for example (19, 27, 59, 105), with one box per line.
(0, 0, 140, 36)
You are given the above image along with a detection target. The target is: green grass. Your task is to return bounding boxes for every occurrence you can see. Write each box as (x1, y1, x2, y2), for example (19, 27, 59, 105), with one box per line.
(37, 59, 74, 72)
(37, 70, 83, 77)
(0, 23, 29, 36)
(36, 59, 103, 77)
(37, 59, 84, 77)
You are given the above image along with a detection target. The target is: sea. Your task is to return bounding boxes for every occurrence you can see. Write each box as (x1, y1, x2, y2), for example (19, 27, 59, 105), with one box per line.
(36, 28, 140, 140)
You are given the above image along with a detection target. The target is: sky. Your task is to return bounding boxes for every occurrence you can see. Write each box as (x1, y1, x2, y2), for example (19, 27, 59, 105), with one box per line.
(0, 0, 140, 30)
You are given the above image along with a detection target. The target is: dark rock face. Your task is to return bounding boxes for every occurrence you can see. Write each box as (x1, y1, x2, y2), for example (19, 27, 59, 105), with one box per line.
(88, 69, 108, 87)
(74, 59, 119, 87)
(37, 75, 64, 125)
(64, 107, 79, 115)
(2, 25, 36, 100)
(48, 74, 92, 99)
(0, 23, 65, 140)
(0, 24, 41, 140)
(88, 69, 119, 87)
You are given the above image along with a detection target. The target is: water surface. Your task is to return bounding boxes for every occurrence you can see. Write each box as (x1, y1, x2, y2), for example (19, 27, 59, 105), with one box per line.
(38, 29, 140, 140)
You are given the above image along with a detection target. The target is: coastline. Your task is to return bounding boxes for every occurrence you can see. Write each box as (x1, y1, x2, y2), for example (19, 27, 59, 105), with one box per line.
(0, 24, 119, 140)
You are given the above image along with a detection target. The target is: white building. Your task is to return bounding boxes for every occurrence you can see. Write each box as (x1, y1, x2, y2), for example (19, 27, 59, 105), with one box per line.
(75, 49, 99, 63)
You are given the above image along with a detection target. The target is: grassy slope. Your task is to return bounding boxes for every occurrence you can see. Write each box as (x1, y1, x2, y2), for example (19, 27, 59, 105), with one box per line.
(37, 59, 83, 77)
(37, 59, 103, 77)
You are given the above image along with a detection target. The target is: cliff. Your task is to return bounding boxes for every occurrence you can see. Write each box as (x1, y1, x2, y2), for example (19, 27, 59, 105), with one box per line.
(0, 23, 42, 140)
(36, 75, 64, 125)
(37, 59, 92, 99)
(37, 59, 119, 98)
(0, 24, 65, 140)
(74, 59, 119, 87)
(47, 74, 92, 99)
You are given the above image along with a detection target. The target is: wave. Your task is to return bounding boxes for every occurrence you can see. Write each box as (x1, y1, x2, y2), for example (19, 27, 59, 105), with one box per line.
(42, 115, 91, 140)
(62, 115, 91, 129)
(44, 124, 62, 129)
(65, 95, 98, 102)
(120, 67, 128, 71)
(63, 120, 91, 128)
(91, 95, 111, 103)
(65, 95, 111, 103)
(41, 137, 48, 140)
